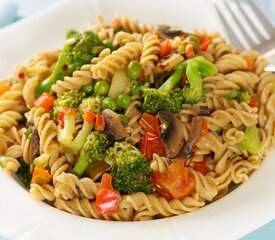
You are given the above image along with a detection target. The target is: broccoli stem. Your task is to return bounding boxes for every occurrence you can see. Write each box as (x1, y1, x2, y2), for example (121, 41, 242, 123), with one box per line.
(57, 115, 75, 147)
(72, 149, 89, 177)
(186, 60, 202, 92)
(237, 126, 261, 155)
(69, 121, 94, 151)
(159, 65, 185, 92)
(190, 56, 217, 77)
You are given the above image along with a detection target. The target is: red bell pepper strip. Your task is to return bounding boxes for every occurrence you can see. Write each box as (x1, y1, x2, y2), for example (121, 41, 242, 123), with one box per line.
(95, 114, 105, 132)
(193, 162, 209, 175)
(84, 111, 96, 123)
(33, 92, 55, 112)
(151, 160, 196, 200)
(159, 39, 172, 57)
(140, 132, 166, 161)
(31, 166, 52, 185)
(96, 173, 121, 214)
(139, 112, 160, 135)
(57, 107, 76, 127)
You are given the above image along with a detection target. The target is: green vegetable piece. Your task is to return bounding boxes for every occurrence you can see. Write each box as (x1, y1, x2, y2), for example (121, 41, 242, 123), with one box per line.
(159, 64, 185, 92)
(127, 61, 142, 80)
(191, 56, 217, 77)
(103, 39, 116, 50)
(105, 141, 153, 194)
(118, 114, 129, 124)
(94, 80, 110, 96)
(72, 132, 110, 177)
(141, 64, 185, 114)
(24, 126, 33, 139)
(80, 96, 102, 115)
(102, 97, 117, 111)
(225, 89, 251, 104)
(237, 126, 261, 155)
(35, 31, 102, 98)
(182, 60, 205, 104)
(185, 36, 200, 52)
(116, 93, 132, 108)
(82, 82, 93, 95)
(130, 80, 143, 95)
(16, 159, 32, 189)
(52, 89, 85, 119)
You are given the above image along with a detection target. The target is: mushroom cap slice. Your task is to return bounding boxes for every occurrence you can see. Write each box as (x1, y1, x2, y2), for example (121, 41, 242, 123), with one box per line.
(102, 109, 131, 141)
(157, 110, 185, 159)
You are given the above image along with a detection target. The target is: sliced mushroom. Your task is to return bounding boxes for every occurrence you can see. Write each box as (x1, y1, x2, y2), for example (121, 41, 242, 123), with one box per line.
(157, 110, 185, 158)
(158, 25, 185, 39)
(28, 126, 40, 164)
(84, 161, 110, 181)
(181, 116, 203, 161)
(102, 109, 131, 141)
(199, 106, 212, 116)
(153, 53, 184, 74)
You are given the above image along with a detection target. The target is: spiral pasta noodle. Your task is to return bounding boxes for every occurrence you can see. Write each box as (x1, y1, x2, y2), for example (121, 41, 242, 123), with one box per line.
(0, 14, 275, 222)
(91, 42, 142, 80)
(140, 33, 160, 83)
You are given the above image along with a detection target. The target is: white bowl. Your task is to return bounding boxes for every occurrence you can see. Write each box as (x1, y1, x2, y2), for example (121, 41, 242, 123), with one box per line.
(1, 0, 275, 239)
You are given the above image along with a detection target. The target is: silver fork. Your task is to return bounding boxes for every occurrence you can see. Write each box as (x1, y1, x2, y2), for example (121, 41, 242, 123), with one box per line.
(214, 0, 275, 65)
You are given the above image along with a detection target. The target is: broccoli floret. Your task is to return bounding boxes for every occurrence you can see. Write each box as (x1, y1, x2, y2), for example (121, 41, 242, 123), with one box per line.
(142, 56, 216, 113)
(52, 89, 85, 119)
(142, 65, 185, 114)
(225, 89, 251, 104)
(16, 159, 32, 189)
(72, 132, 110, 177)
(24, 126, 32, 139)
(79, 96, 102, 115)
(182, 59, 208, 104)
(66, 29, 79, 39)
(237, 126, 261, 155)
(105, 141, 153, 194)
(35, 31, 102, 97)
(54, 90, 95, 151)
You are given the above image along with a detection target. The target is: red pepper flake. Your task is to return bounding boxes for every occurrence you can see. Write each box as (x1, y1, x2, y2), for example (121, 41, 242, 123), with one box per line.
(182, 73, 189, 85)
(18, 72, 25, 79)
(250, 98, 258, 108)
(62, 64, 68, 71)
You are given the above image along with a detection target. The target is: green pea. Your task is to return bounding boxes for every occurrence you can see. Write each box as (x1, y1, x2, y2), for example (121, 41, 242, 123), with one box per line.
(185, 36, 200, 52)
(94, 80, 110, 96)
(103, 39, 115, 50)
(119, 114, 129, 124)
(92, 46, 105, 55)
(131, 80, 143, 95)
(127, 61, 142, 80)
(116, 93, 132, 108)
(82, 82, 93, 95)
(102, 97, 117, 111)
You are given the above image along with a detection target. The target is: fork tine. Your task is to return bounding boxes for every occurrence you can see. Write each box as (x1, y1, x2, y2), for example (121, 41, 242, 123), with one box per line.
(214, 3, 245, 50)
(223, 0, 256, 47)
(247, 0, 275, 36)
(232, 0, 265, 42)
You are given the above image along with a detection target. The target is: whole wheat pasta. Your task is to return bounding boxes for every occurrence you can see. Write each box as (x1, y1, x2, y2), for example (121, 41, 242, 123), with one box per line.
(0, 14, 274, 222)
